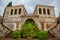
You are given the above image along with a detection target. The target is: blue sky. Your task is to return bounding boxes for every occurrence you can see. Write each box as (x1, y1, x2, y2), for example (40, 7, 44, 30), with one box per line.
(0, 0, 60, 17)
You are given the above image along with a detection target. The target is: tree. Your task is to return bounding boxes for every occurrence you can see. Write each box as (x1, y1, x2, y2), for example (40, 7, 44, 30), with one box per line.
(7, 1, 12, 7)
(3, 2, 12, 17)
(12, 30, 21, 39)
(21, 19, 38, 38)
(37, 30, 48, 40)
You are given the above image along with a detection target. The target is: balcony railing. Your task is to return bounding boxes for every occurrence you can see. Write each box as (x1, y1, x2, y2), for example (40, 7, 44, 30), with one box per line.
(3, 17, 21, 23)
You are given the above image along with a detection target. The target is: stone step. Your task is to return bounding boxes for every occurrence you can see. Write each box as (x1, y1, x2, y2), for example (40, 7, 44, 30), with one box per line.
(0, 24, 11, 37)
(50, 23, 60, 37)
(47, 23, 57, 31)
(3, 23, 13, 31)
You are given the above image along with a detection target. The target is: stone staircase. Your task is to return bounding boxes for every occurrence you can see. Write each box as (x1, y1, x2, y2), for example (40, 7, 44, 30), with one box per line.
(0, 24, 11, 37)
(49, 23, 60, 37)
(48, 31, 55, 38)
(3, 23, 14, 31)
(47, 23, 57, 31)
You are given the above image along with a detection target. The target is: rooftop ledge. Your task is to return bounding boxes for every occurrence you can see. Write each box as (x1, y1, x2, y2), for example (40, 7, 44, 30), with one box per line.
(6, 4, 54, 8)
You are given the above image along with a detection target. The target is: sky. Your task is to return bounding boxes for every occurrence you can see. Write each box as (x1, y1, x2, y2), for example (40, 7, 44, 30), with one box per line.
(0, 0, 60, 17)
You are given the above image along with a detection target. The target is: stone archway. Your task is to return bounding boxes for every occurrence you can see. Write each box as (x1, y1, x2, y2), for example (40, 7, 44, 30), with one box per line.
(24, 18, 42, 30)
(20, 15, 42, 30)
(25, 19, 35, 24)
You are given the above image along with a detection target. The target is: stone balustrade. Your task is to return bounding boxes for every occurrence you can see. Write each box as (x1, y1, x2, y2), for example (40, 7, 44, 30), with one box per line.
(3, 17, 21, 23)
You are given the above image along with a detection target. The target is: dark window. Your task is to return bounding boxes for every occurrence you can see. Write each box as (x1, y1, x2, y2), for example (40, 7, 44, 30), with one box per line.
(39, 8, 42, 14)
(47, 9, 50, 15)
(43, 8, 46, 14)
(14, 9, 17, 15)
(19, 8, 21, 14)
(10, 9, 13, 15)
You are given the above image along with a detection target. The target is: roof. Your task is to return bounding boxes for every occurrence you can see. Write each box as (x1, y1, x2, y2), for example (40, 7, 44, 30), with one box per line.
(37, 4, 54, 8)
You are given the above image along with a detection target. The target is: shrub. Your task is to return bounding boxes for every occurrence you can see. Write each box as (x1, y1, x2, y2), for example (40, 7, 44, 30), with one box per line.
(12, 30, 21, 39)
(21, 20, 38, 38)
(37, 30, 48, 40)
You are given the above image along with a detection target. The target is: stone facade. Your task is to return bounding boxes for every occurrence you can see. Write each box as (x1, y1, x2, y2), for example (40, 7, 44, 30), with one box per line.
(3, 5, 56, 31)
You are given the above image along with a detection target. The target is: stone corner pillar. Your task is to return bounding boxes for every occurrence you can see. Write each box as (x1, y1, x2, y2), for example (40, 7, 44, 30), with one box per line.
(44, 23, 47, 31)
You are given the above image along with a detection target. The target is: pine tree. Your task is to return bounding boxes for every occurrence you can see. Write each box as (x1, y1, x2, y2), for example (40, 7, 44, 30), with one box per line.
(3, 2, 12, 17)
(7, 2, 12, 7)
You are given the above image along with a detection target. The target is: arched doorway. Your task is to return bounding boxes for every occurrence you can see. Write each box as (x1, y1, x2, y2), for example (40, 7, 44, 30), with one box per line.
(25, 19, 35, 24)
(21, 19, 38, 38)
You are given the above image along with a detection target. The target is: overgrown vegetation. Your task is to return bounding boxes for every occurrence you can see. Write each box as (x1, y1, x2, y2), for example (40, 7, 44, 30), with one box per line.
(37, 30, 48, 40)
(12, 19, 48, 39)
(12, 30, 21, 39)
(3, 2, 12, 17)
(21, 19, 39, 38)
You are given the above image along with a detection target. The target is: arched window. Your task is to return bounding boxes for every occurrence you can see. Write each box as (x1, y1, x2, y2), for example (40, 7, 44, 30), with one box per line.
(47, 9, 50, 15)
(10, 9, 13, 15)
(39, 8, 42, 14)
(43, 8, 46, 15)
(14, 9, 17, 15)
(19, 8, 21, 14)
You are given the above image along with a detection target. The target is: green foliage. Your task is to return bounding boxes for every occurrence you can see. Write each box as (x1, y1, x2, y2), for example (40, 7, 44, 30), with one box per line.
(3, 2, 12, 17)
(12, 30, 21, 39)
(7, 2, 12, 7)
(21, 19, 38, 38)
(21, 19, 48, 39)
(37, 30, 48, 40)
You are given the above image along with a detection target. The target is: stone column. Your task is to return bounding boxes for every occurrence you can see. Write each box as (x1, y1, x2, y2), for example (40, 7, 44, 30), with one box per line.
(44, 23, 47, 31)
(38, 22, 42, 30)
(42, 8, 43, 15)
(18, 23, 22, 30)
(13, 23, 16, 31)
(17, 8, 19, 16)
(13, 9, 15, 15)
